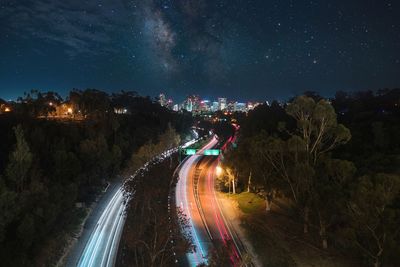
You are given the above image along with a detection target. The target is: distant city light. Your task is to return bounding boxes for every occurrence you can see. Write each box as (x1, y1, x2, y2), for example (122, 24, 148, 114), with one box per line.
(157, 92, 265, 114)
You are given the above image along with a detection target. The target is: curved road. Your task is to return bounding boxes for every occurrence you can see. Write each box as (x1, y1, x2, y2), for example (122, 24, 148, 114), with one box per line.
(67, 139, 200, 267)
(76, 187, 126, 267)
(176, 136, 248, 266)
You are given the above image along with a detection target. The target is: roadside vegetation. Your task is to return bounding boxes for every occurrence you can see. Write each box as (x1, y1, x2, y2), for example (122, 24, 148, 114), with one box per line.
(0, 89, 192, 266)
(219, 89, 400, 267)
(117, 147, 192, 267)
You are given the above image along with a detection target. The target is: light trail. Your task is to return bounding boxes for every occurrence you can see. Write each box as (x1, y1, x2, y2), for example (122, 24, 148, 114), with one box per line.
(176, 130, 250, 267)
(77, 188, 125, 267)
(175, 136, 218, 266)
(73, 138, 202, 267)
(208, 163, 242, 265)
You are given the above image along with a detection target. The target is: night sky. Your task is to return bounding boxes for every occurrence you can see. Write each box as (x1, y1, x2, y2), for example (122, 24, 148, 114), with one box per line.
(1, 0, 399, 101)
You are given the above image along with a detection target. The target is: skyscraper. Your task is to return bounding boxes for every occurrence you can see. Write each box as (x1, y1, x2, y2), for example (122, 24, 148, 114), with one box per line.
(218, 97, 227, 110)
(211, 101, 219, 112)
(158, 93, 167, 107)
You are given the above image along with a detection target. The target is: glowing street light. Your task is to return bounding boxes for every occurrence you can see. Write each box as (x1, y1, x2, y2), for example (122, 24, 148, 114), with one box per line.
(216, 166, 223, 176)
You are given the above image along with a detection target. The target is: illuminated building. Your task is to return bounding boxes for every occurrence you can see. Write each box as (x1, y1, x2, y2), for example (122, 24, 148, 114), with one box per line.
(218, 97, 227, 110)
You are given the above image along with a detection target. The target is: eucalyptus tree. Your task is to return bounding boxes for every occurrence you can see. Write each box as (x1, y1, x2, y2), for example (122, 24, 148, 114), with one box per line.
(285, 96, 351, 234)
(313, 157, 356, 248)
(345, 173, 400, 267)
(254, 96, 351, 235)
(5, 125, 32, 193)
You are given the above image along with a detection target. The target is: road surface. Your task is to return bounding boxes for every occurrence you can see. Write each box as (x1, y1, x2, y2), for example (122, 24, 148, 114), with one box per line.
(76, 187, 126, 267)
(176, 136, 247, 266)
(67, 139, 200, 267)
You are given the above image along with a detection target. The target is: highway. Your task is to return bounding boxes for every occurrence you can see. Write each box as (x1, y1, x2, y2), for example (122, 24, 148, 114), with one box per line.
(176, 135, 247, 266)
(76, 187, 126, 267)
(68, 139, 200, 267)
(68, 135, 240, 267)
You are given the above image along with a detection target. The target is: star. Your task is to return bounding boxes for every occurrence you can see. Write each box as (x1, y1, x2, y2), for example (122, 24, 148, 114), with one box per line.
(1, 0, 399, 101)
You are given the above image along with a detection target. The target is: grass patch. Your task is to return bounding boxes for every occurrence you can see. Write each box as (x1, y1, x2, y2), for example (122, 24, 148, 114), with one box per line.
(226, 193, 359, 267)
(228, 192, 265, 214)
(226, 192, 296, 267)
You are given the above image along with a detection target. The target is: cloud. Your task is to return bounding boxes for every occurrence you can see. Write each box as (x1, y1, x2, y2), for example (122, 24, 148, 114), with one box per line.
(1, 0, 127, 57)
(1, 0, 231, 79)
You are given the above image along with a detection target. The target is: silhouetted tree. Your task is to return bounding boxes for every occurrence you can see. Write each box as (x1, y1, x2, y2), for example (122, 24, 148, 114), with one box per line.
(5, 125, 32, 192)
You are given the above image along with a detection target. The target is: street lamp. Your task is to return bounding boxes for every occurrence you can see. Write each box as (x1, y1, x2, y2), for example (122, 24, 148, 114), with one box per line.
(216, 166, 223, 176)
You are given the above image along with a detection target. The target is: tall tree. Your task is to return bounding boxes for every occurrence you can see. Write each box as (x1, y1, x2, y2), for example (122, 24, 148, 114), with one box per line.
(285, 96, 351, 166)
(5, 125, 33, 192)
(254, 96, 351, 234)
(345, 174, 400, 267)
(285, 96, 351, 234)
(0, 176, 17, 242)
(79, 89, 111, 119)
(312, 158, 356, 248)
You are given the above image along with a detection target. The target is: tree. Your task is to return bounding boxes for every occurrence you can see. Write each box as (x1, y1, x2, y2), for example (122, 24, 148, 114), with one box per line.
(203, 242, 234, 267)
(249, 133, 281, 211)
(128, 124, 180, 173)
(216, 163, 237, 194)
(251, 96, 351, 235)
(0, 176, 17, 242)
(79, 89, 111, 119)
(16, 90, 62, 117)
(111, 90, 139, 113)
(79, 134, 111, 186)
(225, 167, 237, 194)
(285, 96, 351, 234)
(312, 158, 356, 248)
(5, 125, 33, 192)
(253, 134, 309, 216)
(345, 174, 400, 267)
(122, 152, 191, 267)
(158, 123, 181, 150)
(285, 96, 351, 166)
(0, 88, 193, 265)
(17, 213, 35, 249)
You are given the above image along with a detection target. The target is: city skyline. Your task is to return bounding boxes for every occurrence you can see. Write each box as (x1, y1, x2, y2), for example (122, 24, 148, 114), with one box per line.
(158, 93, 262, 113)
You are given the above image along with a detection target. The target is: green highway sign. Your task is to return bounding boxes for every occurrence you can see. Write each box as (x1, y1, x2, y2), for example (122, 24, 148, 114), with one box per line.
(184, 148, 197, 155)
(204, 149, 220, 156)
(183, 148, 220, 156)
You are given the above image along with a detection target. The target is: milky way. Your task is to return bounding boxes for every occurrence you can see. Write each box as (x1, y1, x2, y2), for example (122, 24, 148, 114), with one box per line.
(1, 0, 399, 101)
